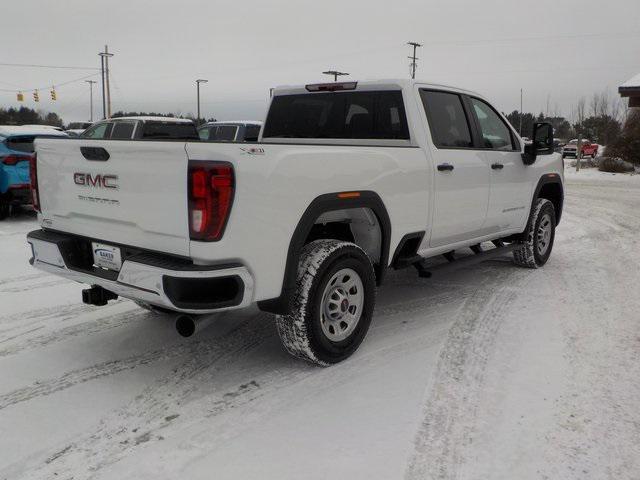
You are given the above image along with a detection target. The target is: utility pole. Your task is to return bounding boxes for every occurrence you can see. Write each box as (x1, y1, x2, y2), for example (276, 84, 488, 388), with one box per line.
(576, 133, 583, 172)
(519, 88, 523, 136)
(85, 80, 96, 122)
(99, 53, 106, 119)
(407, 42, 422, 79)
(322, 70, 349, 82)
(196, 79, 208, 125)
(98, 45, 114, 119)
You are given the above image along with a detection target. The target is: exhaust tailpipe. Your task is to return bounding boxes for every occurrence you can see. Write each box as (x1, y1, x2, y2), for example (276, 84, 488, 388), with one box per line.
(175, 314, 215, 338)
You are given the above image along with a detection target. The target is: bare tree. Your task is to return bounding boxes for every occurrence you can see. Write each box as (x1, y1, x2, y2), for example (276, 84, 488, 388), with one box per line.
(590, 92, 601, 118)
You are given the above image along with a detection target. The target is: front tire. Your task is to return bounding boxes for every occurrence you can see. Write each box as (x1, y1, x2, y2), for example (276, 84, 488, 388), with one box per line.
(513, 198, 556, 268)
(276, 239, 376, 366)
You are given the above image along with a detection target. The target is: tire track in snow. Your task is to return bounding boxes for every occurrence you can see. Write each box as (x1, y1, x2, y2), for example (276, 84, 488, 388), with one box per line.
(0, 308, 147, 358)
(0, 278, 71, 294)
(0, 302, 122, 342)
(18, 279, 469, 478)
(0, 273, 42, 287)
(405, 268, 530, 480)
(26, 299, 455, 480)
(0, 314, 270, 411)
(6, 258, 518, 478)
(7, 314, 276, 479)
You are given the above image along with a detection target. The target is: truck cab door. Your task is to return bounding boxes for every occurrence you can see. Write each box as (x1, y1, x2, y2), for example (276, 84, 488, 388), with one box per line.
(419, 89, 490, 247)
(466, 97, 529, 232)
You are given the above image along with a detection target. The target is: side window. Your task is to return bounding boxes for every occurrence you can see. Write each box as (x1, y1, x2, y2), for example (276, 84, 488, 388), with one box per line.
(198, 127, 210, 140)
(82, 123, 112, 139)
(470, 98, 515, 151)
(243, 125, 260, 142)
(420, 90, 472, 148)
(375, 92, 410, 140)
(110, 122, 135, 140)
(209, 126, 237, 141)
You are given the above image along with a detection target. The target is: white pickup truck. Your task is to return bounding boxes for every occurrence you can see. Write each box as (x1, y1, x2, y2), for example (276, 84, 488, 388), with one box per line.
(28, 79, 563, 365)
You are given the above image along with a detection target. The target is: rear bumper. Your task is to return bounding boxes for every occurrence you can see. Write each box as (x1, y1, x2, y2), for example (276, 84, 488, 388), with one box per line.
(27, 229, 254, 314)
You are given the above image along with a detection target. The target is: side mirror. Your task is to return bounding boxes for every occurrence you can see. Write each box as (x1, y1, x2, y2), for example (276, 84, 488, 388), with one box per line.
(522, 122, 554, 165)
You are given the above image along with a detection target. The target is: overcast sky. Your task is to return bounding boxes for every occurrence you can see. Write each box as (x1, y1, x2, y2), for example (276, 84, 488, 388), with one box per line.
(1, 0, 639, 124)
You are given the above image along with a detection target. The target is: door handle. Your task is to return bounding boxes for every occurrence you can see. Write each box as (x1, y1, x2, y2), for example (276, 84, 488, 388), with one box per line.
(491, 163, 504, 170)
(437, 163, 454, 172)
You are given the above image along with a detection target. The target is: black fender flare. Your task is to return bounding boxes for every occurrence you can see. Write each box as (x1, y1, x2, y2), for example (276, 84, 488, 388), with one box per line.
(258, 191, 391, 315)
(531, 173, 564, 224)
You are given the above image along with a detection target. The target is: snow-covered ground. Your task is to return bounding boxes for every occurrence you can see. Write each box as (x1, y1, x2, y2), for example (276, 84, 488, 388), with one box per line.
(1, 169, 639, 480)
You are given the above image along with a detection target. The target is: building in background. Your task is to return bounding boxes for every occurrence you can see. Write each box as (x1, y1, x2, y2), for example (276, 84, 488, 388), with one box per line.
(619, 73, 640, 108)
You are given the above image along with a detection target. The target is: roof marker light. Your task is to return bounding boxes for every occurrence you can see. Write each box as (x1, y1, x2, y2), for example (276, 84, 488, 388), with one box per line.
(305, 82, 358, 92)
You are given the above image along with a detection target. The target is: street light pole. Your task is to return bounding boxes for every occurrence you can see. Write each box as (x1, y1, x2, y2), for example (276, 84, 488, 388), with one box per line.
(196, 79, 208, 124)
(85, 80, 97, 122)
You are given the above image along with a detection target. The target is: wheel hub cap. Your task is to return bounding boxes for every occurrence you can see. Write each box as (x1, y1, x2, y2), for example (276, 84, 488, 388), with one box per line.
(320, 268, 364, 342)
(536, 213, 552, 256)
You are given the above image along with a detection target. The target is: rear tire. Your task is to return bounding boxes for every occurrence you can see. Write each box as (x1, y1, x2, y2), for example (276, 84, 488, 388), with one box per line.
(275, 239, 376, 366)
(513, 198, 556, 268)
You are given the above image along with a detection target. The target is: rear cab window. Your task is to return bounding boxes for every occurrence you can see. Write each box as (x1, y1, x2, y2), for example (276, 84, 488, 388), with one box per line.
(140, 122, 199, 140)
(262, 90, 410, 141)
(6, 136, 36, 153)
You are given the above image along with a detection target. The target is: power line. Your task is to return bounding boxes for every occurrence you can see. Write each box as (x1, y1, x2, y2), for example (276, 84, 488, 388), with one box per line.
(0, 72, 101, 93)
(425, 31, 640, 47)
(0, 62, 100, 70)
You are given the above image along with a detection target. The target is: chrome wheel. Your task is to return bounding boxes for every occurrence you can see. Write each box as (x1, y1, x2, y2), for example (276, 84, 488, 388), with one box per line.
(320, 268, 364, 342)
(536, 213, 552, 256)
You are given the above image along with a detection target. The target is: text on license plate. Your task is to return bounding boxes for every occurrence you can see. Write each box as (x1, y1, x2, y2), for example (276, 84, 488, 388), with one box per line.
(92, 242, 122, 271)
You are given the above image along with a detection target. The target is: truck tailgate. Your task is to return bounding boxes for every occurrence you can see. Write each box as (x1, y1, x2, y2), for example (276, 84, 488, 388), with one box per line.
(35, 139, 190, 256)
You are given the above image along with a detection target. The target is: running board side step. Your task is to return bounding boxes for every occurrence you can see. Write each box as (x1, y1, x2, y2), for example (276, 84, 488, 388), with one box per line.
(413, 243, 519, 278)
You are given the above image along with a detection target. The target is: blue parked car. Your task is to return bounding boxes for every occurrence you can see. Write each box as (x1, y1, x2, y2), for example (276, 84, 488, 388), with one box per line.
(0, 126, 68, 220)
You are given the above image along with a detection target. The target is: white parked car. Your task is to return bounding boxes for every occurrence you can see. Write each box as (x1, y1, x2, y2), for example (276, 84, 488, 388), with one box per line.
(28, 79, 563, 365)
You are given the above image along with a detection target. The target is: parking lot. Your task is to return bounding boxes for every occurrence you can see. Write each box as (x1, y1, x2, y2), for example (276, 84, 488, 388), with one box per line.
(1, 169, 639, 480)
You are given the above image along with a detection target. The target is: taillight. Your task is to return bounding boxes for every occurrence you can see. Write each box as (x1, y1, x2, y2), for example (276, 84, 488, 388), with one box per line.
(188, 161, 234, 241)
(2, 155, 27, 166)
(29, 153, 40, 212)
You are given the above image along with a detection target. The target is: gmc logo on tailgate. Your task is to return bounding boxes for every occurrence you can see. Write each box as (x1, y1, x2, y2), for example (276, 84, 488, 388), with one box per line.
(73, 173, 118, 189)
